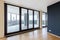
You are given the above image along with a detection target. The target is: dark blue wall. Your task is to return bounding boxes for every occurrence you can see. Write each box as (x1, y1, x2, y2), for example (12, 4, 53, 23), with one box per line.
(48, 2, 60, 36)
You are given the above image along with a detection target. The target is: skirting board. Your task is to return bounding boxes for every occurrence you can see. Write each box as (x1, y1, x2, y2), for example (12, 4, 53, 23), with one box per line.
(0, 36, 6, 39)
(48, 32, 60, 38)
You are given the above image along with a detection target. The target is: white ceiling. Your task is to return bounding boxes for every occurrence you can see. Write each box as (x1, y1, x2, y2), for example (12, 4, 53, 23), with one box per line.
(4, 0, 60, 12)
(4, 0, 47, 12)
(46, 0, 60, 6)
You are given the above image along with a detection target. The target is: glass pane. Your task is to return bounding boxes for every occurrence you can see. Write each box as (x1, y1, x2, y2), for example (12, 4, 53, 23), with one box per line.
(7, 5, 20, 33)
(42, 13, 48, 26)
(21, 8, 27, 30)
(34, 11, 39, 28)
(45, 14, 48, 26)
(28, 10, 33, 29)
(11, 14, 16, 21)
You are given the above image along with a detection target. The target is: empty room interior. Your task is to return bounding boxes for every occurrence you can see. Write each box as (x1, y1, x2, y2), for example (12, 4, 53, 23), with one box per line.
(0, 0, 60, 40)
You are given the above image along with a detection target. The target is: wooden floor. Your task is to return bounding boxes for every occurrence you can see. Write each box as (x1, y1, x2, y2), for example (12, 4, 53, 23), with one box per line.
(0, 27, 60, 40)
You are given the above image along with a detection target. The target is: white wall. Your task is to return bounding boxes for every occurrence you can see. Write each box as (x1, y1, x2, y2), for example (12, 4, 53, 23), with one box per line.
(0, 0, 4, 38)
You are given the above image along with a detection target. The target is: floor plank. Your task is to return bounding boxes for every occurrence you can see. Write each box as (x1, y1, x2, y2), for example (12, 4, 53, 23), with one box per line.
(0, 27, 60, 40)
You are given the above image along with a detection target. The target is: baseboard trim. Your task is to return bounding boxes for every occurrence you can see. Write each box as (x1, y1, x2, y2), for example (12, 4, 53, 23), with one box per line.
(0, 36, 6, 39)
(48, 32, 60, 38)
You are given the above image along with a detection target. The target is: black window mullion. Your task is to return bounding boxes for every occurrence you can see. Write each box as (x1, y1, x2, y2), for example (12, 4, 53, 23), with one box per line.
(31, 10, 34, 29)
(4, 3, 7, 35)
(39, 11, 40, 28)
(19, 7, 21, 31)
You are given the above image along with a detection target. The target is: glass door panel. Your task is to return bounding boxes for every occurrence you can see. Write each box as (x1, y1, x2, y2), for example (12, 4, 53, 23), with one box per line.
(34, 11, 39, 28)
(7, 5, 20, 33)
(21, 8, 27, 30)
(28, 10, 33, 29)
(42, 13, 45, 26)
(42, 13, 48, 26)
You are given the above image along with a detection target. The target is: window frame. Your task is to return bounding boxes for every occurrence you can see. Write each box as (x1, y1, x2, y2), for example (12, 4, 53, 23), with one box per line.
(4, 3, 40, 36)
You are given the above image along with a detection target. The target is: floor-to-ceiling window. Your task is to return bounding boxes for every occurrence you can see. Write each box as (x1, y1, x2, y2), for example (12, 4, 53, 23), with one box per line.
(42, 12, 48, 27)
(7, 5, 20, 33)
(28, 10, 33, 29)
(5, 3, 40, 35)
(34, 11, 40, 28)
(21, 8, 28, 30)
